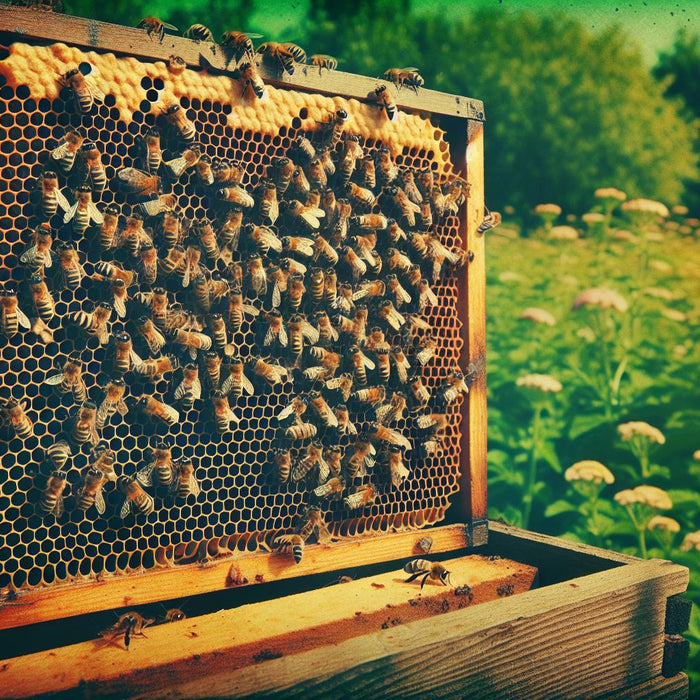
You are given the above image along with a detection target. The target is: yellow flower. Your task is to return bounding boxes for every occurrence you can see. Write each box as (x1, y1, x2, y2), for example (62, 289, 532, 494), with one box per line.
(642, 287, 675, 301)
(614, 485, 672, 510)
(519, 307, 556, 326)
(693, 449, 700, 461)
(650, 259, 673, 273)
(647, 515, 681, 533)
(498, 271, 524, 283)
(594, 187, 627, 202)
(661, 308, 687, 322)
(681, 531, 700, 552)
(618, 421, 666, 444)
(565, 460, 615, 484)
(533, 203, 562, 216)
(549, 225, 579, 240)
(612, 229, 638, 243)
(622, 199, 670, 218)
(572, 288, 629, 313)
(671, 204, 689, 216)
(582, 212, 605, 223)
(516, 374, 562, 393)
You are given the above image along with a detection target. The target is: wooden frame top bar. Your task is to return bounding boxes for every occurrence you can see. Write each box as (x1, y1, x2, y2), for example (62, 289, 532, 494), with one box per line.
(0, 6, 485, 121)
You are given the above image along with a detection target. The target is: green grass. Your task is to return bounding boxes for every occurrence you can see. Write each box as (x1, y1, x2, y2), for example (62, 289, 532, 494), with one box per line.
(485, 202, 700, 688)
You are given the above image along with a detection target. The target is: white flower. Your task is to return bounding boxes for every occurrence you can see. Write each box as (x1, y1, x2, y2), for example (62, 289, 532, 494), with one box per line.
(618, 421, 666, 445)
(565, 460, 615, 485)
(516, 374, 562, 393)
(573, 288, 629, 313)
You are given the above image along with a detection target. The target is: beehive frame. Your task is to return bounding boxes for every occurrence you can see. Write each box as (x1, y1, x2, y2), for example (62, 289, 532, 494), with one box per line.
(0, 6, 487, 630)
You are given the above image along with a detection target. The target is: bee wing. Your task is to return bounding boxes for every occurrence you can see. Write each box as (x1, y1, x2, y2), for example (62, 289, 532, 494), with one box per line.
(361, 352, 375, 370)
(317, 457, 330, 484)
(95, 323, 110, 346)
(271, 283, 282, 308)
(120, 498, 133, 519)
(241, 374, 255, 396)
(326, 410, 338, 428)
(54, 494, 64, 519)
(95, 400, 112, 429)
(137, 463, 155, 487)
(63, 201, 80, 224)
(297, 239, 315, 257)
(264, 326, 277, 346)
(174, 380, 189, 400)
(188, 474, 201, 497)
(164, 156, 189, 178)
(303, 366, 326, 380)
(315, 520, 332, 545)
(191, 379, 202, 400)
(397, 286, 412, 304)
(94, 489, 106, 515)
(242, 304, 260, 318)
(276, 402, 297, 421)
(226, 406, 240, 423)
(86, 202, 103, 225)
(140, 197, 167, 217)
(19, 245, 37, 265)
(234, 186, 255, 208)
(278, 325, 288, 347)
(347, 419, 358, 435)
(86, 77, 106, 103)
(324, 376, 344, 390)
(113, 296, 127, 319)
(300, 319, 319, 344)
(351, 285, 369, 301)
(54, 187, 70, 212)
(51, 141, 70, 161)
(16, 306, 31, 330)
(163, 403, 180, 424)
(182, 260, 191, 288)
(44, 372, 66, 386)
(299, 208, 324, 229)
(261, 229, 283, 253)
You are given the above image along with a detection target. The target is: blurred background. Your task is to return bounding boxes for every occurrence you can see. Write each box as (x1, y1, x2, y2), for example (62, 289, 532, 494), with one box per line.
(11, 0, 700, 689)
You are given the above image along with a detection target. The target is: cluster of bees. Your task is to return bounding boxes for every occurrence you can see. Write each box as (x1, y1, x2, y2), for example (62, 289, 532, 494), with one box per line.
(0, 21, 474, 565)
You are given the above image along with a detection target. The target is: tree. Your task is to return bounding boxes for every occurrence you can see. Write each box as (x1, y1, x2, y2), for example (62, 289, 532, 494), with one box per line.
(306, 9, 698, 213)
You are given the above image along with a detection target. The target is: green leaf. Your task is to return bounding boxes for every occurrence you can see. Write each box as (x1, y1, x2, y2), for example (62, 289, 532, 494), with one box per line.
(545, 500, 579, 517)
(538, 440, 562, 473)
(568, 413, 611, 440)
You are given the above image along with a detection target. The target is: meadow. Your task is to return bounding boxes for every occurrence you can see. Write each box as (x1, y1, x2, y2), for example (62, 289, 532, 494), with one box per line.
(485, 193, 700, 686)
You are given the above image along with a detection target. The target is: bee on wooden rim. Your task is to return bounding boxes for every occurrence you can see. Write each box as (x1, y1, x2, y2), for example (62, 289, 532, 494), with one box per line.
(236, 61, 266, 99)
(368, 84, 397, 120)
(184, 24, 214, 42)
(168, 54, 187, 75)
(99, 611, 154, 650)
(257, 41, 307, 75)
(137, 17, 178, 43)
(403, 559, 452, 588)
(309, 54, 338, 75)
(59, 66, 104, 113)
(274, 533, 305, 564)
(381, 68, 424, 92)
(221, 30, 262, 62)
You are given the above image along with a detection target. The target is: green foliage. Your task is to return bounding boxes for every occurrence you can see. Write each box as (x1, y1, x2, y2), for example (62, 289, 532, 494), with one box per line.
(306, 9, 698, 213)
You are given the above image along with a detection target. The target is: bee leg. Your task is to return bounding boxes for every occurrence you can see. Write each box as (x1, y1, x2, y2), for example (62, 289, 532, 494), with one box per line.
(404, 570, 424, 584)
(420, 572, 430, 589)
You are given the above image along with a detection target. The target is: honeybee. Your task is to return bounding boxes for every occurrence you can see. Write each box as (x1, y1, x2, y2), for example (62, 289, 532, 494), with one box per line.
(71, 401, 99, 446)
(29, 273, 55, 322)
(369, 421, 412, 451)
(339, 136, 363, 185)
(163, 104, 197, 142)
(0, 397, 34, 439)
(217, 184, 255, 208)
(170, 363, 200, 410)
(284, 422, 317, 441)
(173, 458, 200, 499)
(307, 158, 328, 190)
(308, 391, 338, 427)
(228, 288, 260, 332)
(99, 611, 154, 650)
(341, 246, 367, 282)
(165, 143, 201, 179)
(320, 109, 348, 150)
(137, 439, 176, 489)
(195, 154, 215, 187)
(387, 185, 420, 227)
(390, 346, 411, 383)
(377, 299, 405, 331)
(309, 54, 338, 75)
(118, 474, 155, 518)
(218, 206, 243, 250)
(257, 41, 307, 75)
(30, 317, 53, 345)
(42, 441, 71, 473)
(137, 395, 180, 426)
(244, 223, 283, 255)
(351, 385, 385, 407)
(38, 470, 68, 517)
(68, 302, 112, 345)
(270, 156, 295, 195)
(0, 284, 30, 338)
(87, 443, 117, 484)
(368, 84, 397, 120)
(444, 179, 470, 215)
(136, 243, 157, 286)
(55, 242, 86, 291)
(290, 164, 311, 197)
(134, 354, 179, 380)
(274, 534, 304, 564)
(347, 345, 375, 386)
(344, 484, 376, 509)
(98, 204, 121, 251)
(313, 310, 338, 344)
(63, 185, 103, 234)
(168, 328, 213, 360)
(137, 16, 178, 43)
(252, 357, 288, 387)
(77, 467, 108, 514)
(426, 235, 465, 282)
(375, 391, 407, 426)
(212, 391, 240, 432)
(220, 357, 255, 397)
(262, 309, 287, 349)
(236, 61, 266, 99)
(221, 30, 261, 62)
(365, 326, 389, 353)
(38, 170, 69, 219)
(345, 182, 375, 208)
(385, 218, 407, 245)
(203, 351, 222, 390)
(59, 66, 104, 113)
(50, 129, 84, 174)
(268, 448, 291, 485)
(80, 141, 107, 193)
(168, 55, 187, 75)
(283, 200, 325, 231)
(408, 374, 431, 408)
(164, 608, 187, 622)
(314, 474, 344, 500)
(417, 279, 439, 310)
(245, 254, 267, 297)
(382, 68, 424, 92)
(387, 444, 410, 488)
(138, 127, 162, 174)
(299, 506, 332, 543)
(116, 168, 161, 200)
(292, 441, 330, 483)
(344, 436, 376, 478)
(20, 223, 53, 273)
(310, 234, 338, 267)
(439, 370, 471, 405)
(45, 352, 87, 403)
(184, 24, 214, 41)
(478, 208, 502, 235)
(95, 378, 128, 431)
(131, 321, 164, 362)
(403, 559, 452, 588)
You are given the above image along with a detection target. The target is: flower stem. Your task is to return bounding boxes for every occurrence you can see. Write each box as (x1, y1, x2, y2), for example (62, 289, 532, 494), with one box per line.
(522, 404, 543, 529)
(638, 527, 648, 559)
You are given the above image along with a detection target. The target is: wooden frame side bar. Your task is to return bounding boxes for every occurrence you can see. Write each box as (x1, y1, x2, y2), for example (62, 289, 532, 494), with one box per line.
(0, 6, 484, 120)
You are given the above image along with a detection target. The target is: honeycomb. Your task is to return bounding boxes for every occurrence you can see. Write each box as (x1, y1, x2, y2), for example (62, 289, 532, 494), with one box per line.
(0, 41, 466, 593)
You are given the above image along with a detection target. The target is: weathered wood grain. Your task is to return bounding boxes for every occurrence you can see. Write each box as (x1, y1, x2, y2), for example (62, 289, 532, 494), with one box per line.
(0, 554, 536, 698)
(602, 673, 688, 700)
(0, 6, 484, 120)
(0, 524, 470, 631)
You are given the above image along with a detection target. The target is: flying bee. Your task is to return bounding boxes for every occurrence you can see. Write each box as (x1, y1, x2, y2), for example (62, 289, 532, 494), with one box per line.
(408, 374, 431, 408)
(0, 284, 30, 338)
(345, 182, 375, 208)
(220, 356, 255, 397)
(378, 299, 406, 331)
(274, 534, 304, 564)
(99, 612, 154, 650)
(439, 370, 470, 405)
(381, 67, 424, 92)
(163, 104, 196, 142)
(46, 440, 72, 471)
(77, 467, 108, 514)
(168, 328, 213, 360)
(137, 16, 178, 43)
(71, 401, 99, 446)
(334, 404, 357, 436)
(96, 378, 128, 430)
(368, 84, 396, 120)
(80, 141, 107, 193)
(270, 156, 294, 195)
(369, 421, 412, 450)
(351, 385, 385, 407)
(390, 346, 411, 384)
(217, 184, 255, 208)
(244, 223, 283, 255)
(53, 242, 85, 292)
(137, 395, 180, 426)
(28, 273, 55, 322)
(282, 200, 325, 231)
(309, 54, 338, 74)
(45, 352, 87, 403)
(59, 66, 104, 113)
(212, 391, 240, 433)
(477, 208, 502, 235)
(404, 559, 452, 589)
(257, 41, 307, 75)
(38, 170, 69, 219)
(308, 391, 338, 427)
(134, 354, 179, 380)
(184, 23, 214, 41)
(221, 30, 261, 62)
(168, 54, 187, 75)
(174, 458, 200, 499)
(272, 448, 292, 484)
(387, 444, 410, 487)
(134, 317, 166, 357)
(20, 223, 53, 273)
(68, 302, 112, 345)
(0, 397, 33, 439)
(257, 180, 279, 225)
(285, 422, 317, 441)
(344, 484, 376, 509)
(38, 470, 68, 517)
(64, 185, 103, 234)
(292, 441, 330, 483)
(375, 391, 407, 425)
(50, 129, 84, 174)
(118, 475, 155, 518)
(235, 61, 266, 99)
(263, 309, 288, 348)
(228, 288, 259, 332)
(286, 272, 306, 311)
(252, 357, 288, 387)
(137, 439, 176, 489)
